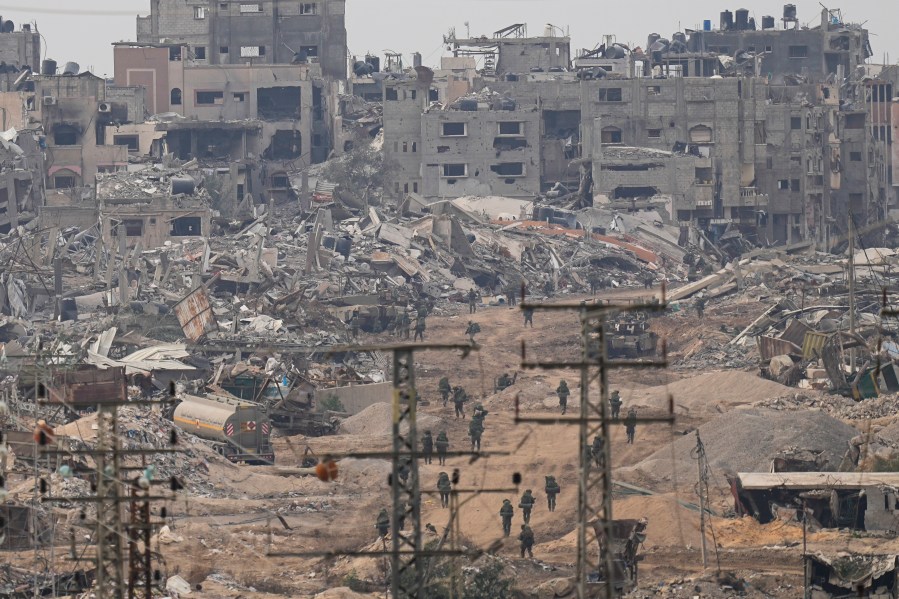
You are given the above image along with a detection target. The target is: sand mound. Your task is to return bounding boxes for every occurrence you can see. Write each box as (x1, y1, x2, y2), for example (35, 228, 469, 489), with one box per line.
(628, 408, 857, 489)
(339, 403, 446, 436)
(622, 371, 794, 416)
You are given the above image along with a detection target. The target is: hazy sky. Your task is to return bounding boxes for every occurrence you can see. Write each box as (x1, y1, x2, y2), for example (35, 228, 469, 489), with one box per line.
(0, 0, 895, 76)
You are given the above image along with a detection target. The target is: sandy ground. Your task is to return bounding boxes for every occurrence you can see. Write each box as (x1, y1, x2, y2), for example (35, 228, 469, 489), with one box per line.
(5, 287, 889, 597)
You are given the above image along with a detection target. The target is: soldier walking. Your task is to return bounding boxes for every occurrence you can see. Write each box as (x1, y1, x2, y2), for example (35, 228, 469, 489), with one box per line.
(556, 380, 570, 415)
(436, 431, 449, 465)
(400, 310, 411, 339)
(350, 310, 360, 340)
(500, 499, 514, 537)
(695, 296, 706, 319)
(469, 415, 484, 452)
(544, 476, 560, 512)
(465, 320, 481, 343)
(438, 377, 451, 407)
(437, 472, 452, 508)
(376, 508, 390, 538)
(519, 489, 536, 524)
(467, 289, 478, 314)
(624, 408, 637, 444)
(422, 430, 434, 464)
(452, 386, 467, 419)
(519, 524, 535, 558)
(609, 390, 622, 420)
(591, 434, 604, 468)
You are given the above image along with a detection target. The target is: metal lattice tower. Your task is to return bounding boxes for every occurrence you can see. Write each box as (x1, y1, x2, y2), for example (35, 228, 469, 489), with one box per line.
(94, 406, 126, 599)
(390, 348, 423, 598)
(127, 487, 154, 599)
(575, 308, 615, 598)
(519, 297, 672, 598)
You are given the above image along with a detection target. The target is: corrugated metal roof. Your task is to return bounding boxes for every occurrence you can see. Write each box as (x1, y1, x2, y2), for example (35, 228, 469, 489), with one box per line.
(802, 330, 831, 359)
(737, 472, 899, 490)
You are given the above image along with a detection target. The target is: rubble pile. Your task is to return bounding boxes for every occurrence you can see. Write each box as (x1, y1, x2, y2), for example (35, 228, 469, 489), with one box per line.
(628, 409, 857, 489)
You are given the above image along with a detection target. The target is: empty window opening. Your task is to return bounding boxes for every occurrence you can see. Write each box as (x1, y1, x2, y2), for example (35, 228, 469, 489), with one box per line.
(272, 174, 290, 188)
(196, 91, 224, 105)
(601, 126, 622, 144)
(171, 88, 182, 105)
(647, 85, 662, 95)
(791, 117, 802, 130)
(386, 88, 399, 101)
(123, 219, 143, 237)
(850, 151, 862, 162)
(233, 92, 246, 102)
(689, 124, 713, 144)
(494, 138, 528, 151)
(413, 182, 419, 193)
(429, 89, 439, 101)
(598, 88, 623, 102)
(194, 46, 206, 60)
(605, 163, 659, 172)
(257, 86, 301, 119)
(220, 46, 229, 54)
(498, 122, 523, 136)
(299, 3, 318, 14)
(54, 175, 76, 189)
(790, 179, 800, 191)
(239, 3, 263, 13)
(171, 216, 202, 236)
(114, 135, 139, 152)
(613, 186, 659, 199)
(754, 121, 767, 144)
(789, 45, 809, 58)
(437, 146, 450, 153)
(441, 122, 467, 137)
(402, 141, 408, 152)
(490, 162, 524, 177)
(194, 7, 206, 19)
(845, 114, 865, 129)
(442, 164, 467, 177)
(169, 46, 182, 61)
(778, 179, 789, 190)
(695, 167, 713, 183)
(53, 124, 79, 146)
(300, 45, 318, 58)
(264, 130, 302, 160)
(648, 129, 661, 138)
(411, 142, 417, 152)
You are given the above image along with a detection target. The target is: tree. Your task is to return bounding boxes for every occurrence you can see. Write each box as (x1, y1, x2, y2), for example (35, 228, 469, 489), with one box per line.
(319, 144, 397, 207)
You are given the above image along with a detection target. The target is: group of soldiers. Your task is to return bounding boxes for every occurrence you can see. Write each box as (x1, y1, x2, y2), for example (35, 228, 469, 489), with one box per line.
(420, 429, 451, 465)
(555, 386, 638, 444)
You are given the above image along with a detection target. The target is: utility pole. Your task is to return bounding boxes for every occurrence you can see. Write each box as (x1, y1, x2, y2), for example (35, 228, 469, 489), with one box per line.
(94, 406, 126, 599)
(849, 217, 857, 373)
(694, 432, 709, 569)
(518, 296, 672, 598)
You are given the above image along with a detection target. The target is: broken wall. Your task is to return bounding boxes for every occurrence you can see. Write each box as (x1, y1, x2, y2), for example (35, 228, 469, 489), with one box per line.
(317, 381, 393, 415)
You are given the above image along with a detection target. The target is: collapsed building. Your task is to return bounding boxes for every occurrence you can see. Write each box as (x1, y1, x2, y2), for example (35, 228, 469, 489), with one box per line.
(382, 6, 898, 252)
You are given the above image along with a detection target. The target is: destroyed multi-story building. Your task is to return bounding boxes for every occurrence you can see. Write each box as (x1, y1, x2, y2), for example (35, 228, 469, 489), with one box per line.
(136, 0, 348, 80)
(384, 5, 894, 249)
(0, 18, 40, 74)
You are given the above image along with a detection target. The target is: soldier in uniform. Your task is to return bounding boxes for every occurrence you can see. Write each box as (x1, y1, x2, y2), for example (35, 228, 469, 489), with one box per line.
(452, 386, 468, 419)
(376, 508, 390, 538)
(436, 431, 449, 465)
(398, 458, 410, 484)
(350, 310, 360, 340)
(505, 281, 518, 307)
(438, 377, 452, 406)
(544, 476, 560, 512)
(465, 320, 481, 342)
(468, 416, 483, 451)
(400, 310, 411, 339)
(414, 313, 426, 341)
(499, 499, 514, 537)
(437, 472, 452, 508)
(543, 279, 554, 297)
(609, 390, 622, 420)
(519, 489, 536, 524)
(496, 372, 513, 391)
(591, 434, 604, 468)
(473, 402, 488, 420)
(468, 289, 478, 314)
(523, 306, 534, 327)
(624, 408, 637, 444)
(695, 296, 707, 319)
(421, 430, 434, 464)
(556, 380, 570, 415)
(519, 524, 535, 558)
